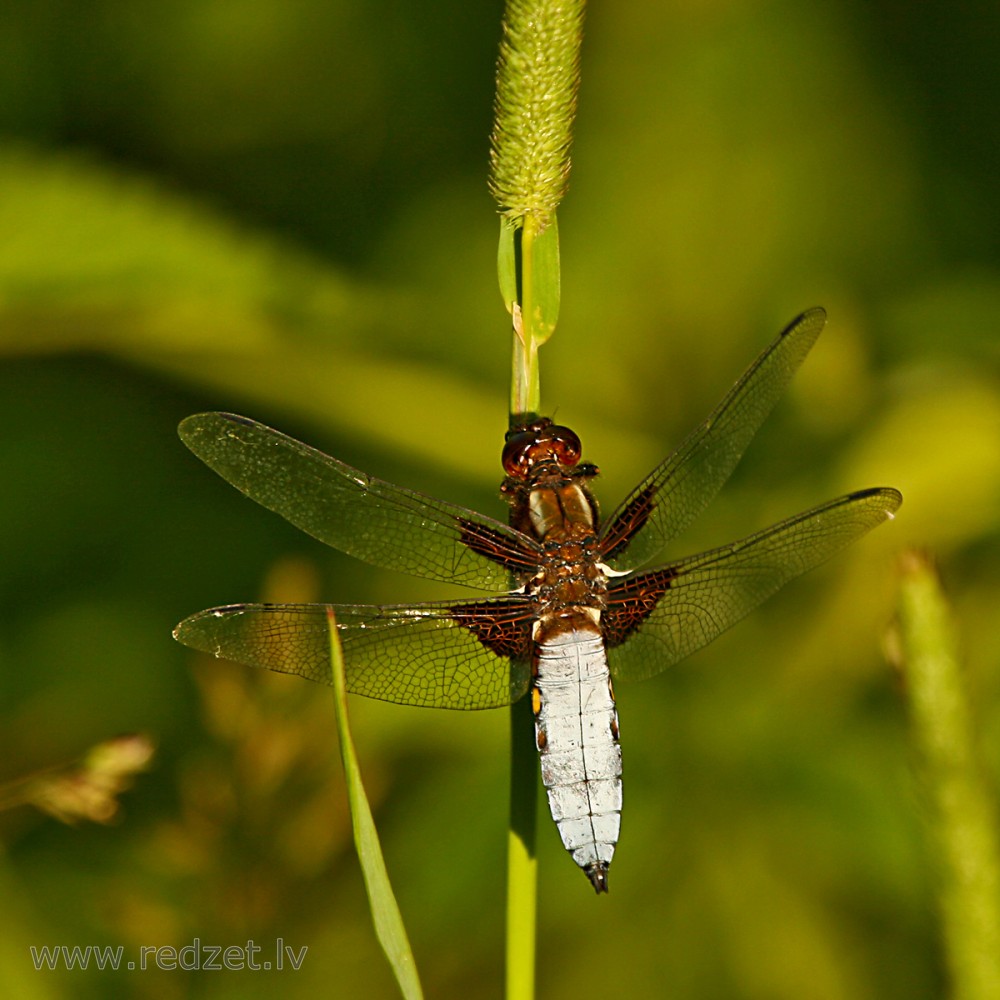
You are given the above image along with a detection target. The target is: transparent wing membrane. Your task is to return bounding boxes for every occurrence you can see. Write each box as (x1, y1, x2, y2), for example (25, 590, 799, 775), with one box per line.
(179, 413, 541, 592)
(600, 309, 827, 571)
(174, 599, 535, 710)
(606, 487, 902, 681)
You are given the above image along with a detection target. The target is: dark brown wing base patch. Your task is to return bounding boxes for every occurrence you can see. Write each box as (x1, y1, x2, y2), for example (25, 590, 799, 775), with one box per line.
(450, 599, 535, 660)
(602, 567, 677, 648)
(457, 518, 540, 575)
(599, 483, 657, 564)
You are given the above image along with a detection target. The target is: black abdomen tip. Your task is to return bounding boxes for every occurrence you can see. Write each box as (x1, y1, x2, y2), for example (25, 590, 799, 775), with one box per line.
(586, 863, 610, 894)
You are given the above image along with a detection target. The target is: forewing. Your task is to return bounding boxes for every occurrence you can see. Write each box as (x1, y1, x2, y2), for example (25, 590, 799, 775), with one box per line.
(179, 412, 541, 591)
(173, 599, 535, 710)
(599, 309, 827, 570)
(605, 487, 902, 681)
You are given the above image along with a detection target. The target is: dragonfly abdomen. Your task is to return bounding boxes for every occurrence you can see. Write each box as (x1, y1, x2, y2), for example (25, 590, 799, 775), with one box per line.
(533, 622, 622, 893)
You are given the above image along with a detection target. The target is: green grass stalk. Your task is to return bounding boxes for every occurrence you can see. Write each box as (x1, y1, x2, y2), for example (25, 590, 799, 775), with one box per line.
(491, 4, 585, 994)
(896, 551, 1000, 1000)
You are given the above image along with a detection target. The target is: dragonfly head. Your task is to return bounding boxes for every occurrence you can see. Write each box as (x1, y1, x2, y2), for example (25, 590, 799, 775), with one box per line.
(502, 418, 582, 480)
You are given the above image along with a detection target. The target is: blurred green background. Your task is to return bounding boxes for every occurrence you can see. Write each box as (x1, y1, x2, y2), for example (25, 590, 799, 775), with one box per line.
(1, 1, 998, 997)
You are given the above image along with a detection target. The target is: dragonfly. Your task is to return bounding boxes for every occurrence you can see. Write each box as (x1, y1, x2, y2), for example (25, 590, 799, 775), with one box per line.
(173, 307, 901, 893)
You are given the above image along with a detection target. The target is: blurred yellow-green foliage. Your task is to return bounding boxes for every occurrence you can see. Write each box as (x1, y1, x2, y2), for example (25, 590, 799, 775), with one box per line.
(1, 1, 998, 998)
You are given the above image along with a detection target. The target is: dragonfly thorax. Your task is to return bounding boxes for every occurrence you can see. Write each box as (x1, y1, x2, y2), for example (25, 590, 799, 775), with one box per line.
(528, 529, 607, 620)
(526, 479, 597, 538)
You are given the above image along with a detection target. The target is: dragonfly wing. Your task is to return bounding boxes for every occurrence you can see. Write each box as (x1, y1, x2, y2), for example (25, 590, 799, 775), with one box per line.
(605, 487, 902, 682)
(599, 308, 827, 571)
(174, 598, 535, 710)
(179, 412, 541, 591)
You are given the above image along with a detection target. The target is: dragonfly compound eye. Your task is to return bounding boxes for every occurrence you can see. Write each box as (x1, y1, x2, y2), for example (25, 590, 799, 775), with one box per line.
(502, 431, 538, 477)
(547, 425, 582, 467)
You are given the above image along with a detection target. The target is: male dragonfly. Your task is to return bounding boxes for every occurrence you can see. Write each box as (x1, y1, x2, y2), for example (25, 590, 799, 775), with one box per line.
(174, 308, 901, 893)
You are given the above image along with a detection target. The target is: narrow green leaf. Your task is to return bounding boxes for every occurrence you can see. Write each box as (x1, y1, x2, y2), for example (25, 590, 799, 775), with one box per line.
(498, 218, 519, 313)
(508, 212, 562, 416)
(525, 213, 560, 343)
(895, 552, 1000, 1000)
(326, 609, 423, 1000)
(498, 204, 560, 338)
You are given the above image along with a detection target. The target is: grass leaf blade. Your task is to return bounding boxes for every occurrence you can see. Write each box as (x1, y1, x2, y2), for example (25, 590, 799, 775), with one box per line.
(327, 609, 424, 1000)
(895, 552, 1000, 1000)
